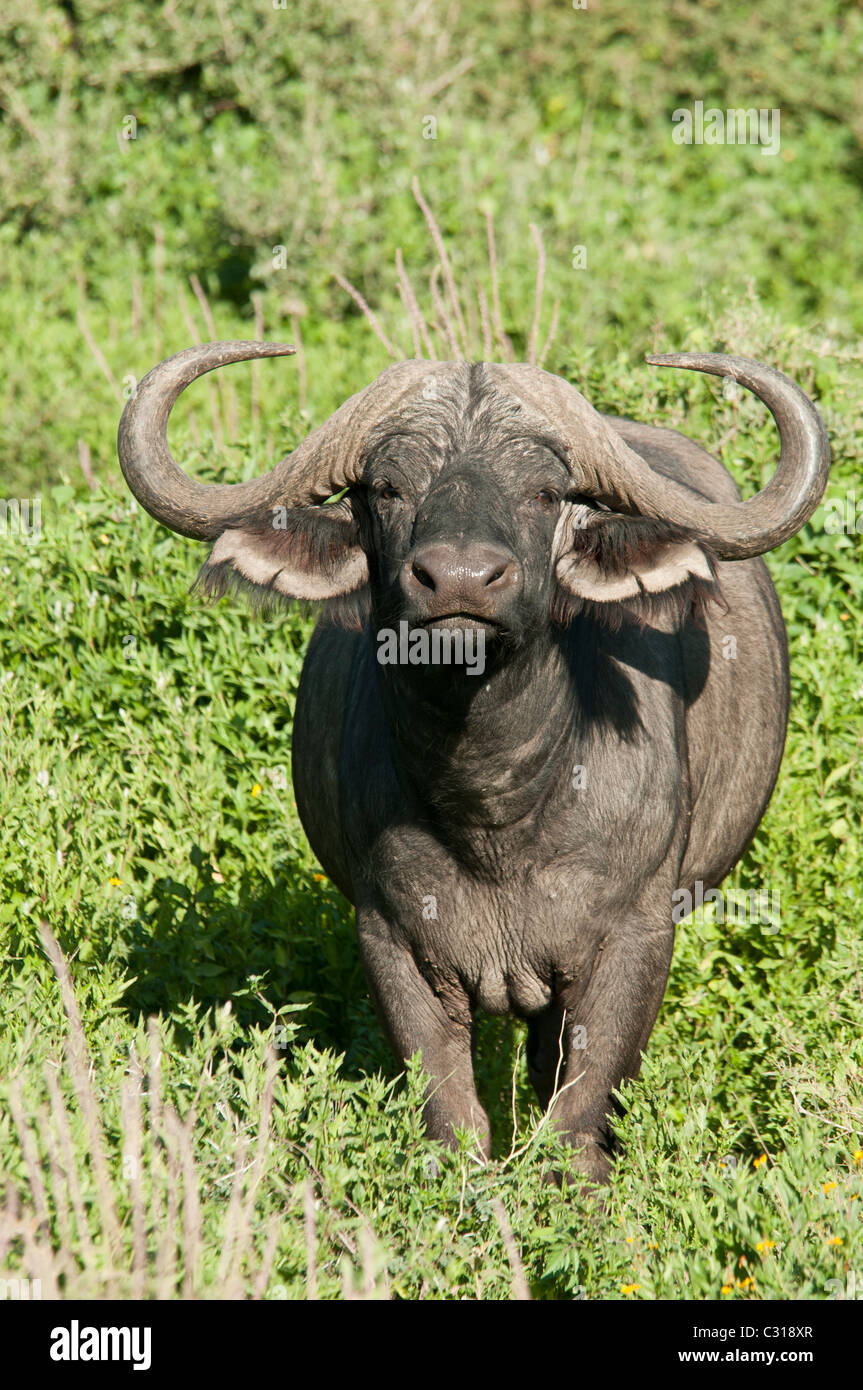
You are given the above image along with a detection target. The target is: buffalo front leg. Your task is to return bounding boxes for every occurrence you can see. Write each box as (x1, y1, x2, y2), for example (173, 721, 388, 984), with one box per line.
(357, 910, 491, 1158)
(543, 921, 674, 1184)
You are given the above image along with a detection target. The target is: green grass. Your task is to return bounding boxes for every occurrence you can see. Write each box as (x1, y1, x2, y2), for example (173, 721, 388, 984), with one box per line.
(1, 0, 862, 1300)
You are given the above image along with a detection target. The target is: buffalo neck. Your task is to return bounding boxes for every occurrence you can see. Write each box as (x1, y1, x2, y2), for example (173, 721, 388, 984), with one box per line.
(371, 624, 588, 850)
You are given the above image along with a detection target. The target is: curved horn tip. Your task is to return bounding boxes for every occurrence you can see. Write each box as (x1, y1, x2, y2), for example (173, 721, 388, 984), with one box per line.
(250, 342, 296, 356)
(645, 352, 734, 371)
(203, 340, 297, 360)
(178, 339, 298, 362)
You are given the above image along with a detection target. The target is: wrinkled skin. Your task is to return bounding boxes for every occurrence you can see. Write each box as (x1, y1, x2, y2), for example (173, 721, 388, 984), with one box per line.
(290, 383, 788, 1183)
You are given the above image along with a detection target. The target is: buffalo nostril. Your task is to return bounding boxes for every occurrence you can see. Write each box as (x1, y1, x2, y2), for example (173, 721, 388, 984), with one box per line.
(411, 559, 437, 591)
(485, 562, 512, 587)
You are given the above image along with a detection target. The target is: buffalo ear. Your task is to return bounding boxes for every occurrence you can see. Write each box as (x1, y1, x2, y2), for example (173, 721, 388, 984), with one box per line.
(195, 498, 370, 628)
(553, 506, 720, 628)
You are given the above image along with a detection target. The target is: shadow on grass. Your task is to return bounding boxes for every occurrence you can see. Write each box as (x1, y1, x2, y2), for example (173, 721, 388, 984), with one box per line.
(115, 844, 532, 1144)
(116, 843, 385, 1075)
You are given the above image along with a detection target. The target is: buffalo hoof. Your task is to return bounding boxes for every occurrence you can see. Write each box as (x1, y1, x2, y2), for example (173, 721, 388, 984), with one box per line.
(546, 1133, 613, 1199)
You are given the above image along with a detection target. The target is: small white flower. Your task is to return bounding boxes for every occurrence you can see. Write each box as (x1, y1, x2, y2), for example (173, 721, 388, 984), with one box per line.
(36, 770, 50, 789)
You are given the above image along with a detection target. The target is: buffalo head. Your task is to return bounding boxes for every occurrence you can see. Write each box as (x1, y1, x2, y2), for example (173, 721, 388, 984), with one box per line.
(118, 345, 829, 660)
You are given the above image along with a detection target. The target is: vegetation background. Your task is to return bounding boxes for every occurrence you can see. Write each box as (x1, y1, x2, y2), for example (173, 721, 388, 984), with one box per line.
(0, 0, 861, 1300)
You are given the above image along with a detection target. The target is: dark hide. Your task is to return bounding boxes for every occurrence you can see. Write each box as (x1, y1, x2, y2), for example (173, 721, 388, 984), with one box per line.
(196, 368, 791, 1185)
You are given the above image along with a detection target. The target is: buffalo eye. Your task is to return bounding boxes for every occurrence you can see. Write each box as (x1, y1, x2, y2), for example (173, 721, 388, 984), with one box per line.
(376, 483, 402, 502)
(533, 489, 559, 508)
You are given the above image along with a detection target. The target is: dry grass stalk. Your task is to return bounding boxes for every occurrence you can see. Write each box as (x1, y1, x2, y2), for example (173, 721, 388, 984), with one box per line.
(38, 1076, 74, 1265)
(37, 922, 123, 1267)
(491, 1198, 531, 1301)
(121, 1051, 147, 1299)
(76, 293, 123, 404)
(476, 282, 493, 360)
(333, 272, 402, 360)
(4, 928, 287, 1300)
(216, 1133, 249, 1290)
(429, 264, 463, 359)
(538, 299, 561, 369)
(396, 247, 436, 360)
(179, 292, 224, 447)
(223, 1049, 279, 1297)
(412, 177, 469, 356)
(189, 273, 239, 438)
(77, 439, 96, 491)
(44, 1062, 96, 1268)
(485, 210, 515, 362)
(147, 1016, 178, 1299)
(8, 1079, 51, 1230)
(527, 223, 546, 367)
(252, 1213, 281, 1301)
(175, 1107, 204, 1299)
(160, 1101, 182, 1299)
(333, 192, 557, 373)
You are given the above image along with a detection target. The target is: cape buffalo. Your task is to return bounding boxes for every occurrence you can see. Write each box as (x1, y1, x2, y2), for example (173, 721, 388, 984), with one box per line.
(118, 343, 829, 1182)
